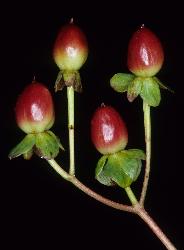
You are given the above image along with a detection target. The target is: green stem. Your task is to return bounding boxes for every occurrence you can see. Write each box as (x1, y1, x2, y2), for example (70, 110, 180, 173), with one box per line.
(47, 159, 71, 180)
(67, 86, 75, 176)
(140, 101, 151, 205)
(125, 187, 138, 206)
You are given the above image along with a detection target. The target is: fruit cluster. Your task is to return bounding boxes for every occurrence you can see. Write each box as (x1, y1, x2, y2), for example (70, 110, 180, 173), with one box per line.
(9, 22, 167, 188)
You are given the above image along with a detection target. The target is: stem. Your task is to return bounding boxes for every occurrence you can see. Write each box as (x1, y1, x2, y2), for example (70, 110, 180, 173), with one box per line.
(140, 101, 151, 205)
(47, 159, 134, 213)
(72, 178, 134, 213)
(125, 186, 138, 206)
(67, 86, 75, 176)
(135, 205, 177, 250)
(125, 188, 176, 249)
(47, 159, 177, 250)
(47, 159, 71, 180)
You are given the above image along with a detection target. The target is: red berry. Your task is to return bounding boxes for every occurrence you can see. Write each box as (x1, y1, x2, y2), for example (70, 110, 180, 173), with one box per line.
(91, 105, 128, 155)
(15, 81, 55, 134)
(53, 19, 88, 71)
(127, 25, 164, 77)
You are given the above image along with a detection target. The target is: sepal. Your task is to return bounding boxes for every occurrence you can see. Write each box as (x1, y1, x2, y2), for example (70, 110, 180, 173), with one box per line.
(8, 134, 36, 160)
(153, 76, 174, 93)
(23, 149, 34, 160)
(140, 77, 161, 107)
(55, 70, 82, 93)
(95, 155, 114, 186)
(110, 72, 174, 107)
(9, 131, 64, 160)
(121, 149, 145, 160)
(110, 73, 134, 93)
(127, 77, 142, 102)
(95, 149, 145, 188)
(35, 131, 64, 159)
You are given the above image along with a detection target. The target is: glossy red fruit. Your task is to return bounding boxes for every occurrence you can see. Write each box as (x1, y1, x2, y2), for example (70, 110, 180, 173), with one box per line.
(15, 81, 55, 134)
(127, 25, 164, 77)
(91, 105, 128, 155)
(53, 19, 88, 71)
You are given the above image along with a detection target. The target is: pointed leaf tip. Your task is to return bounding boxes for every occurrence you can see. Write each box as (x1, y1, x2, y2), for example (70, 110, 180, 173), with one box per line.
(8, 134, 36, 160)
(153, 77, 175, 93)
(47, 130, 65, 151)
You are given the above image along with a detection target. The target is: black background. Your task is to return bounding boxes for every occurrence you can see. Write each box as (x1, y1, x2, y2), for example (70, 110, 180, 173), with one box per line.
(2, 1, 183, 249)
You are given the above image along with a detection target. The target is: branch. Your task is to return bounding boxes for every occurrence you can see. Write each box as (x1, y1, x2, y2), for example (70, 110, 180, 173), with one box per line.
(47, 159, 177, 250)
(47, 159, 134, 213)
(135, 205, 177, 250)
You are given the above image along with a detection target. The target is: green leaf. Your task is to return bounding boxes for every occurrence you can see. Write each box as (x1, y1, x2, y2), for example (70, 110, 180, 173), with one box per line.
(153, 76, 175, 93)
(104, 152, 142, 188)
(110, 73, 134, 93)
(23, 149, 33, 160)
(95, 155, 114, 186)
(121, 149, 146, 160)
(8, 134, 36, 160)
(35, 131, 61, 159)
(140, 77, 161, 107)
(47, 130, 65, 151)
(127, 77, 142, 102)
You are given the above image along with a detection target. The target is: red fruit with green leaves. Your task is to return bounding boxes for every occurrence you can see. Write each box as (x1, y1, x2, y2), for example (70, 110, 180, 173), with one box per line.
(91, 105, 128, 155)
(127, 25, 164, 77)
(9, 81, 63, 160)
(53, 19, 88, 71)
(15, 81, 55, 134)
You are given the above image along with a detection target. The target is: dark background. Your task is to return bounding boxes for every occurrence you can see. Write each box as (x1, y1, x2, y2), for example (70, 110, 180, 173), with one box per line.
(2, 1, 183, 249)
